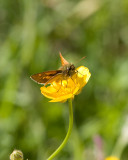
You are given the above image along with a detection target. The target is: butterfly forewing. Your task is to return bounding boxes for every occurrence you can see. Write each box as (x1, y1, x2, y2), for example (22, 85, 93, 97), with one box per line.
(30, 70, 62, 84)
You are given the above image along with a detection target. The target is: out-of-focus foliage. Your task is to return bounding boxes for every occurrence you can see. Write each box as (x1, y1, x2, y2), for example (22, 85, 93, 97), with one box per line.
(0, 0, 128, 159)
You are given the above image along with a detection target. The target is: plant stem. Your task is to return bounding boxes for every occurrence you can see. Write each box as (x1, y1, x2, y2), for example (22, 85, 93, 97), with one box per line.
(47, 99, 73, 160)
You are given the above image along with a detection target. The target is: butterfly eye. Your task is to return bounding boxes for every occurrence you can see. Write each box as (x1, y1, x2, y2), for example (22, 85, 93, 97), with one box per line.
(71, 65, 75, 70)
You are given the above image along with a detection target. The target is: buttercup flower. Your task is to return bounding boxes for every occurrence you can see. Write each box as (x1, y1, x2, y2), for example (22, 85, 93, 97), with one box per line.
(30, 53, 91, 159)
(105, 156, 119, 160)
(40, 53, 91, 102)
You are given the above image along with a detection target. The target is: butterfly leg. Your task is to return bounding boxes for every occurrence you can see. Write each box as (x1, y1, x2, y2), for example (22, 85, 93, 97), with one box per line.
(76, 70, 84, 76)
(56, 79, 63, 92)
(66, 78, 68, 88)
(70, 76, 77, 88)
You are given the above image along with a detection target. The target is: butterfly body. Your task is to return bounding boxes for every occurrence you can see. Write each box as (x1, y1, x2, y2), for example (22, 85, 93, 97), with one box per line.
(60, 64, 76, 77)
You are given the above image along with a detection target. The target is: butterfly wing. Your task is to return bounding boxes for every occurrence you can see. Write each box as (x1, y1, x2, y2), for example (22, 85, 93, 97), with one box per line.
(30, 70, 62, 84)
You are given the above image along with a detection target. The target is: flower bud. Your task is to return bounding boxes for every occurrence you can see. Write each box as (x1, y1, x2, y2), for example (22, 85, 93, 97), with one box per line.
(10, 150, 23, 160)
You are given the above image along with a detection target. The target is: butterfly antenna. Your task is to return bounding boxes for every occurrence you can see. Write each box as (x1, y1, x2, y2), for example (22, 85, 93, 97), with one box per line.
(75, 56, 86, 64)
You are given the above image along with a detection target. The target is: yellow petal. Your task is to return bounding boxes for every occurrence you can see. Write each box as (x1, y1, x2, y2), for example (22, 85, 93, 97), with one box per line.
(49, 94, 74, 102)
(76, 66, 91, 85)
(105, 156, 119, 160)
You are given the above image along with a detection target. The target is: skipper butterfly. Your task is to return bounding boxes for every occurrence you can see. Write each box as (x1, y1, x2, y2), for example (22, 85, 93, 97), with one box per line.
(30, 53, 76, 86)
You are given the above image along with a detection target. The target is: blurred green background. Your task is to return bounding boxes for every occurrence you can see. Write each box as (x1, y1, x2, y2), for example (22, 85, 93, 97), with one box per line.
(0, 0, 128, 159)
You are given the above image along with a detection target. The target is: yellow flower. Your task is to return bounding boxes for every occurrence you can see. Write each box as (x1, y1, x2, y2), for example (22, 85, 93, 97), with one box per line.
(40, 65, 91, 102)
(105, 156, 119, 160)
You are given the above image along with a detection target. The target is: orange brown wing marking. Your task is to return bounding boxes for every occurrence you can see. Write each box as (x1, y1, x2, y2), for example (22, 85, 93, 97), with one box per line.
(30, 70, 62, 84)
(59, 52, 69, 66)
(44, 73, 63, 86)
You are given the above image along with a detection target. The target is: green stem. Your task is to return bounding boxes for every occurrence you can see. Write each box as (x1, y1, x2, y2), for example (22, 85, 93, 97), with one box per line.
(47, 99, 73, 160)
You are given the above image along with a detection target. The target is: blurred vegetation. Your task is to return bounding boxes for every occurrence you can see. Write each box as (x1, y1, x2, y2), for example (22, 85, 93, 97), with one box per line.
(0, 0, 128, 159)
